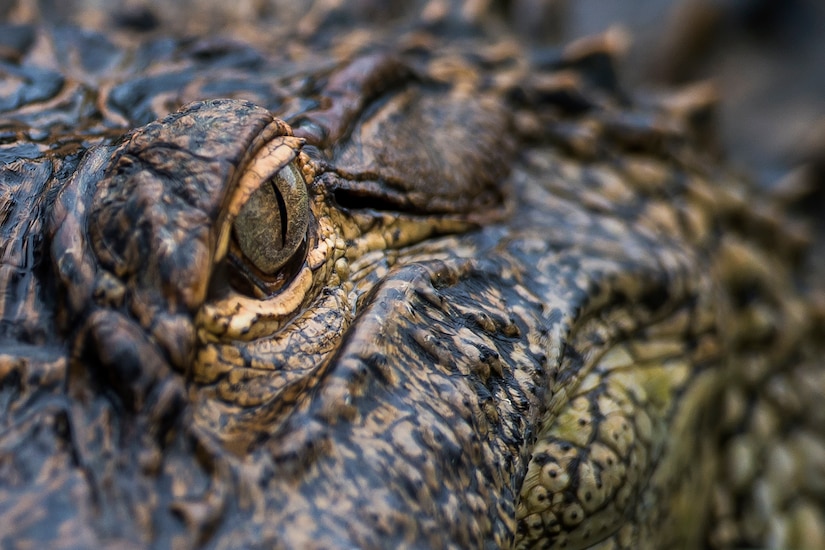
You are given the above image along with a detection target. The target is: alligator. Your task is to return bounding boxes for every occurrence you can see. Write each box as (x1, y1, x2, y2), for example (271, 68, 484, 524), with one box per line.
(1, 1, 824, 549)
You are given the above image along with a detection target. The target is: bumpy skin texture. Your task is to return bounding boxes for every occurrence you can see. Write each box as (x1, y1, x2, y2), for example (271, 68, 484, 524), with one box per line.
(1, 2, 824, 549)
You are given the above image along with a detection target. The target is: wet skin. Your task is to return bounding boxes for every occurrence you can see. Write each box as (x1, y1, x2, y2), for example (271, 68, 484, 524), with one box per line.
(1, 5, 824, 549)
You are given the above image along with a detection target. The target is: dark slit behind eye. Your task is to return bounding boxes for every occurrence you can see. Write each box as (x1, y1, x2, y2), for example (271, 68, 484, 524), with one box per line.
(233, 162, 309, 275)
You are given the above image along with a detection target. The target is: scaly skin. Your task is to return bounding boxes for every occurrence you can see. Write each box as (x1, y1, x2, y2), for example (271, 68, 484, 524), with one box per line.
(0, 2, 823, 549)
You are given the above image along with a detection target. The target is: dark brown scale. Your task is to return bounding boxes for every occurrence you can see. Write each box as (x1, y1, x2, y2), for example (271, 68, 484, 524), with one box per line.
(0, 2, 823, 550)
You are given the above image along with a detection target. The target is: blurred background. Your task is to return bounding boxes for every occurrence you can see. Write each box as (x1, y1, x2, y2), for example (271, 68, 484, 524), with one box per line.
(2, 0, 824, 190)
(562, 0, 825, 192)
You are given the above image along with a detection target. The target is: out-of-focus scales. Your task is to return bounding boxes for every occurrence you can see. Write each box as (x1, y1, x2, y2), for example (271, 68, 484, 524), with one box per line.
(1, 1, 823, 548)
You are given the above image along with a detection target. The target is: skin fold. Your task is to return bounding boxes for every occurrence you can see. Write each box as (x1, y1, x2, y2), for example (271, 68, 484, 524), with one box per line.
(1, 2, 823, 549)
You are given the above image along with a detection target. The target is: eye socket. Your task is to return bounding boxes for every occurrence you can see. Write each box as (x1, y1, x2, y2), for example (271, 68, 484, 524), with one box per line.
(232, 161, 310, 280)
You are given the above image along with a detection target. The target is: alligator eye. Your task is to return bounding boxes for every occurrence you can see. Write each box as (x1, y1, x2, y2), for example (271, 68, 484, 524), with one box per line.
(233, 162, 309, 275)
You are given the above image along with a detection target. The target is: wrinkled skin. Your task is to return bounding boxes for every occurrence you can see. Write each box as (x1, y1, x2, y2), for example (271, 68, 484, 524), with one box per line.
(1, 2, 825, 549)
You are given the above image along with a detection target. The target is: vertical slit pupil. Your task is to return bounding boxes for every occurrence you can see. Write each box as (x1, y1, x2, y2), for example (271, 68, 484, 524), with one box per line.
(272, 178, 288, 249)
(231, 160, 310, 279)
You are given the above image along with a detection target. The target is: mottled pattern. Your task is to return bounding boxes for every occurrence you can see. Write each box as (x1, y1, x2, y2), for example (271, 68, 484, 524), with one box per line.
(0, 1, 823, 549)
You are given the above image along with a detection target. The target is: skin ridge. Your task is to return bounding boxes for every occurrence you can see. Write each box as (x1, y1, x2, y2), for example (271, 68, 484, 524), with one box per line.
(0, 3, 822, 549)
